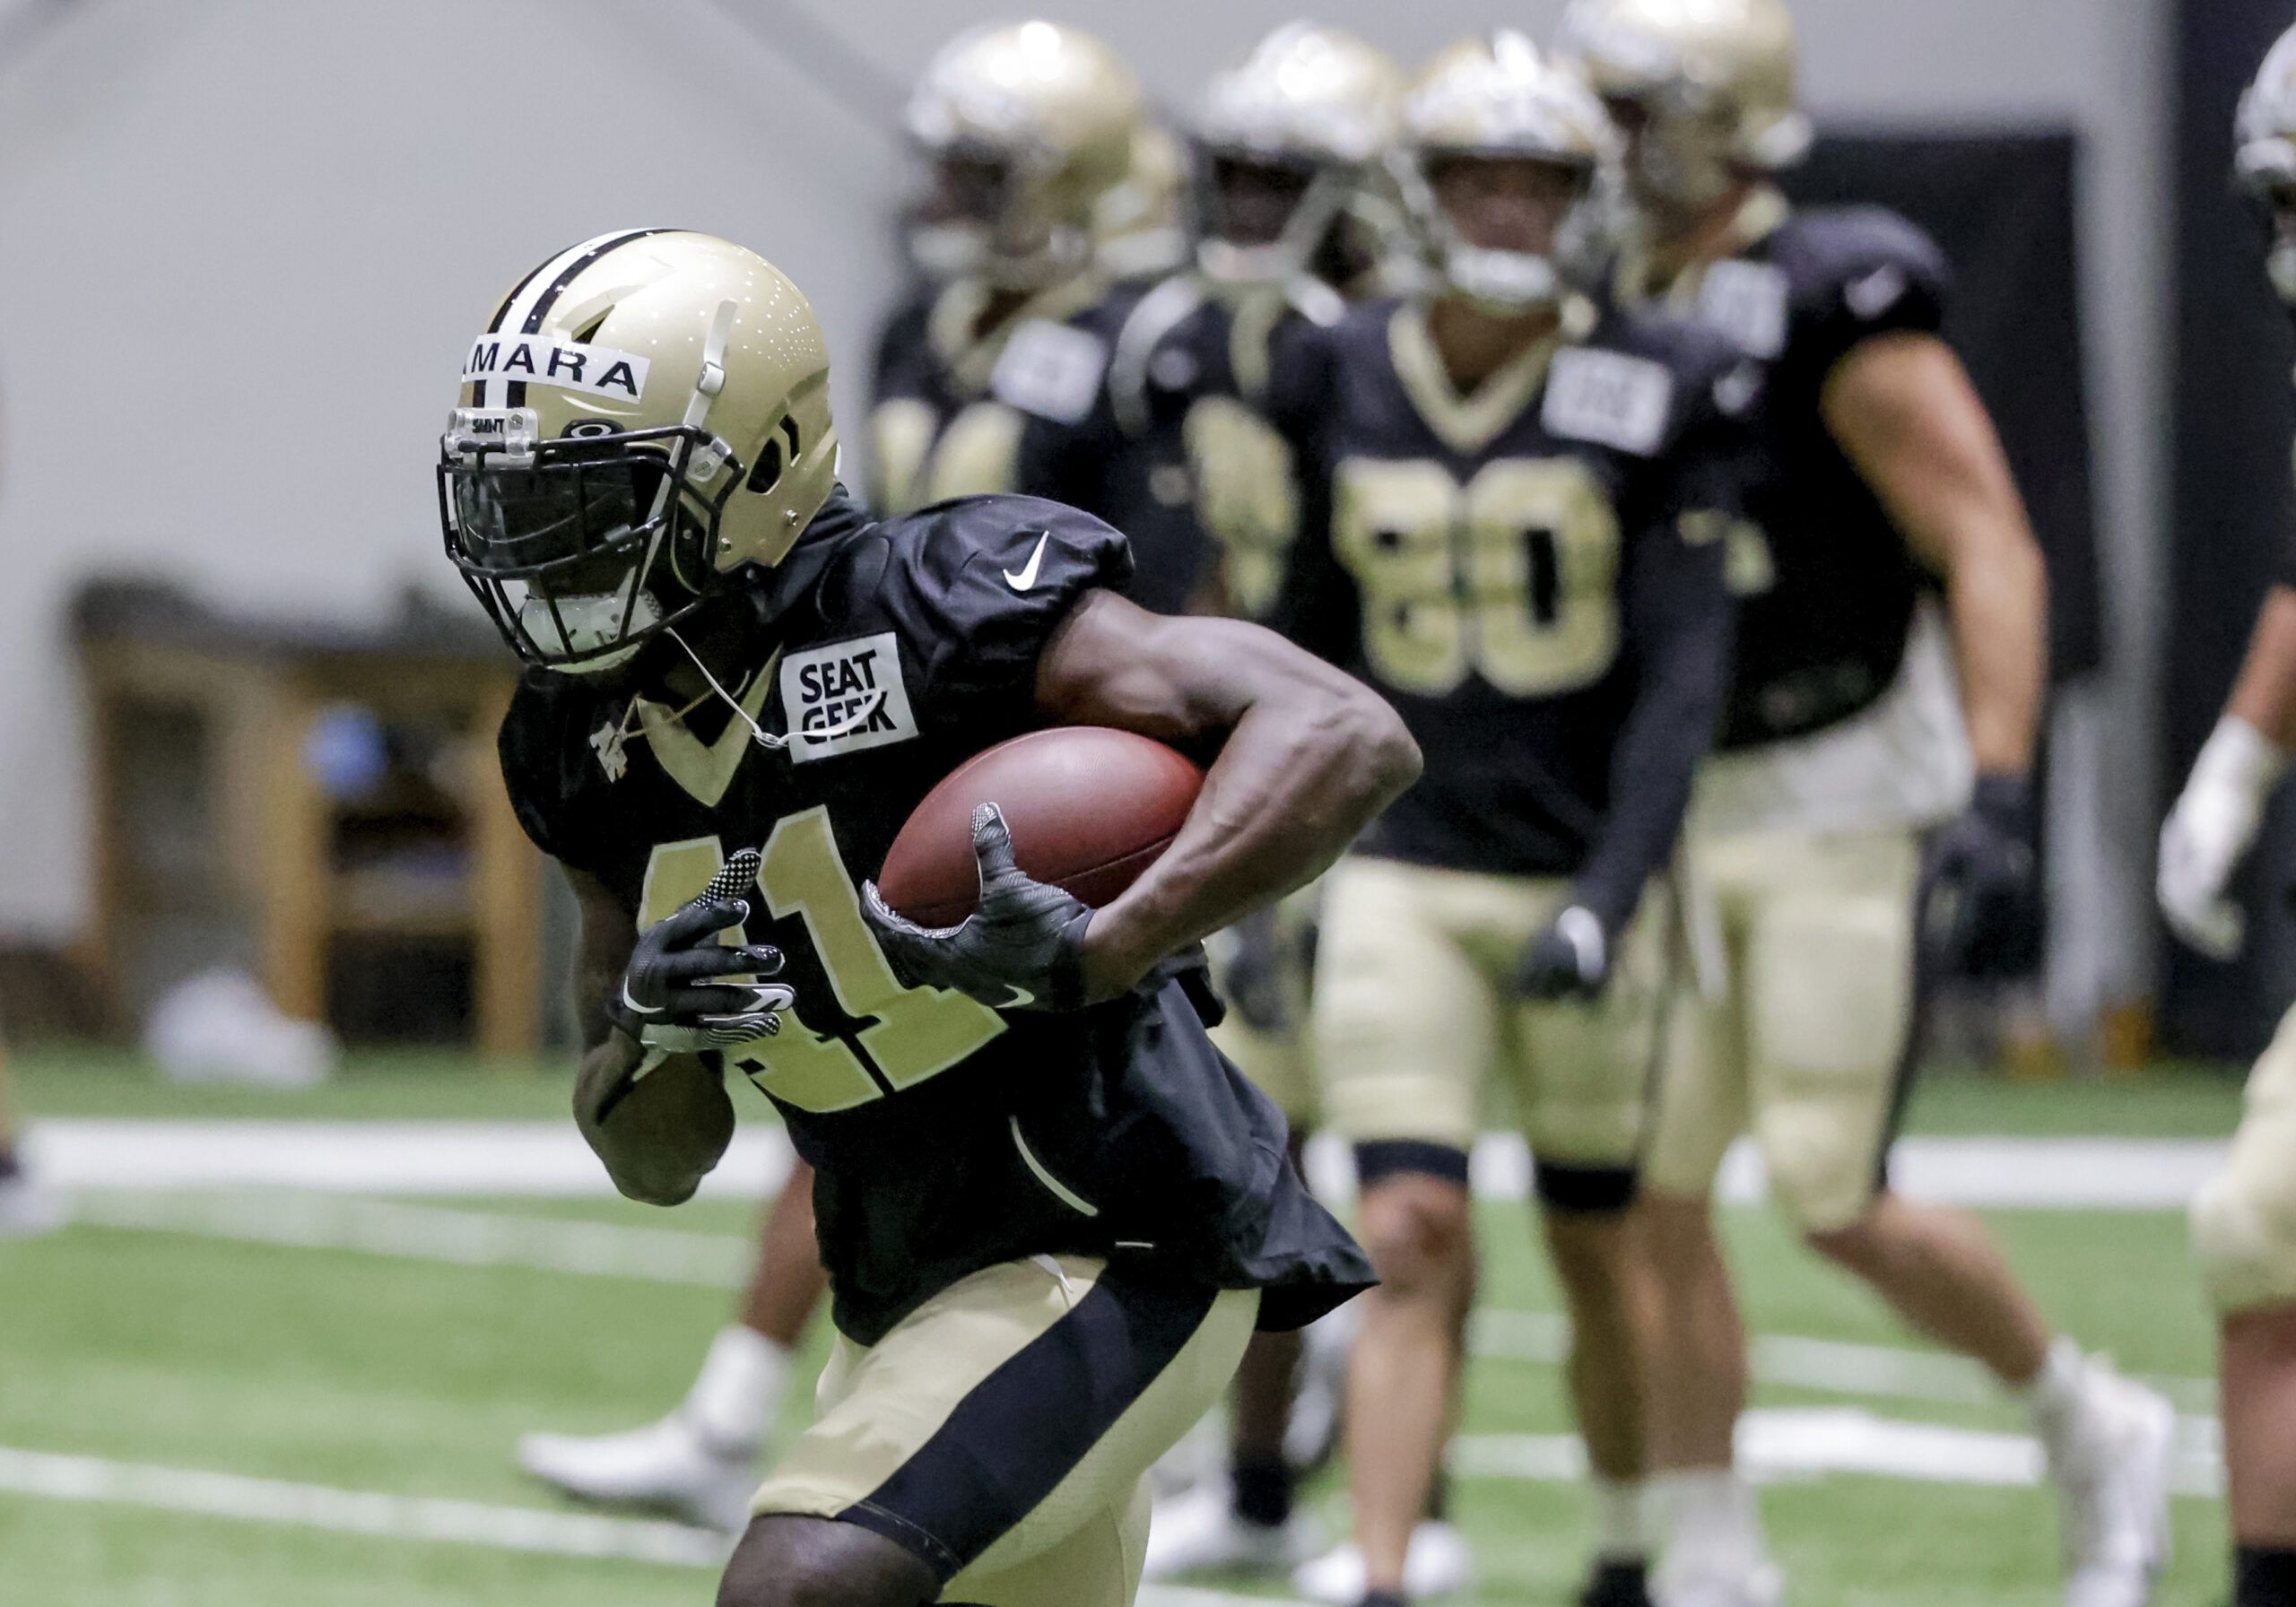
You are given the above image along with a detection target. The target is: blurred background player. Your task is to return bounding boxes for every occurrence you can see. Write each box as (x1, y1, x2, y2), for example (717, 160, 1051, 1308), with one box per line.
(1560, 2, 2176, 1604)
(870, 20, 1149, 517)
(2158, 28, 2296, 1607)
(1122, 22, 1409, 1584)
(1272, 34, 1752, 1607)
(0, 1032, 62, 1238)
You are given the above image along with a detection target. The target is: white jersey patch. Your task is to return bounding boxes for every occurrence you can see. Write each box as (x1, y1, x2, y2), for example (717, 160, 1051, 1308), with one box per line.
(1541, 348, 1674, 456)
(1697, 259, 1791, 359)
(778, 632, 920, 764)
(990, 319, 1110, 425)
(1691, 603, 1974, 839)
(463, 334, 650, 401)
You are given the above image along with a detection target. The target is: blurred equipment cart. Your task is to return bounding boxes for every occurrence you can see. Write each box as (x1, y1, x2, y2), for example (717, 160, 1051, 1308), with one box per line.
(74, 579, 544, 1055)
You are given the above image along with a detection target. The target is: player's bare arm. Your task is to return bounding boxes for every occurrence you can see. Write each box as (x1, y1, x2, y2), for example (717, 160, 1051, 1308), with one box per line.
(1035, 589, 1421, 1001)
(567, 865, 743, 1207)
(1821, 330, 2048, 774)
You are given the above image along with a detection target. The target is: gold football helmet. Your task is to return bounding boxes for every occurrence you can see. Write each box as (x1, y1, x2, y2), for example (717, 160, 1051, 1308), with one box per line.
(904, 21, 1146, 288)
(1097, 120, 1192, 281)
(439, 230, 838, 673)
(1557, 0, 1811, 216)
(1395, 31, 1617, 311)
(2238, 23, 2296, 301)
(1191, 22, 1406, 286)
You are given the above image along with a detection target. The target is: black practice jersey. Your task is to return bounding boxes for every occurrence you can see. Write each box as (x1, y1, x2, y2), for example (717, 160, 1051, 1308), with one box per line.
(1621, 198, 1948, 751)
(1096, 275, 1346, 623)
(499, 491, 1371, 1345)
(1274, 299, 1750, 926)
(867, 277, 1202, 613)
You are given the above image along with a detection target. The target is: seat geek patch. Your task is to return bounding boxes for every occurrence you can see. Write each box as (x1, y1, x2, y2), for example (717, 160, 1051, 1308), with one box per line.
(778, 632, 919, 763)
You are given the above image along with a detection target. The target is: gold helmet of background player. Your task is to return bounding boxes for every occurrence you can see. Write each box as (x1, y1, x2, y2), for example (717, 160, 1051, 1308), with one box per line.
(1096, 120, 1192, 281)
(904, 20, 1146, 289)
(2237, 22, 2296, 303)
(1557, 0, 1811, 216)
(1395, 30, 1617, 311)
(439, 230, 838, 673)
(1191, 22, 1406, 287)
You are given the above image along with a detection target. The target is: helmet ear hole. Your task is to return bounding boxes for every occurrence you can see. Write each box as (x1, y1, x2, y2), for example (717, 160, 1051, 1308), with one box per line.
(746, 414, 804, 495)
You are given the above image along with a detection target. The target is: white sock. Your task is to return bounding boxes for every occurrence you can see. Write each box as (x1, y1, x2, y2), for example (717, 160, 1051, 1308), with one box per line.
(1591, 1477, 1652, 1562)
(2020, 1337, 2087, 1420)
(1657, 1468, 1766, 1568)
(683, 1325, 790, 1455)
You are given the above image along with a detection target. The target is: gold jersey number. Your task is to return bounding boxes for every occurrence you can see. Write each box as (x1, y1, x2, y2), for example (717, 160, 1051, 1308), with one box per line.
(637, 809, 1007, 1114)
(1333, 456, 1622, 697)
(1185, 395, 1300, 621)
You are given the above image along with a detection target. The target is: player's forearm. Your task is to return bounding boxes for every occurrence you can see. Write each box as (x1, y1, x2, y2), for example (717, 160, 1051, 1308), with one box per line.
(1940, 517, 2047, 775)
(1084, 676, 1418, 997)
(574, 1035, 732, 1206)
(1576, 548, 1733, 934)
(2225, 585, 2296, 750)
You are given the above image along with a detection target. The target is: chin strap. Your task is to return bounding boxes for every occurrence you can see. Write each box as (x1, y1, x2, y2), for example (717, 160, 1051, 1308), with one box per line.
(663, 626, 883, 751)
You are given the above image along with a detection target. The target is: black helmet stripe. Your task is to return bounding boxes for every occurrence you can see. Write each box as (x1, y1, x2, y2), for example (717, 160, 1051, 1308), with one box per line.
(502, 227, 678, 408)
(472, 244, 561, 408)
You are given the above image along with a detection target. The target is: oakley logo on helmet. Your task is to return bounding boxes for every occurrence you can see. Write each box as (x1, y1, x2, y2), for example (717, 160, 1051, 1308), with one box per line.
(463, 334, 651, 401)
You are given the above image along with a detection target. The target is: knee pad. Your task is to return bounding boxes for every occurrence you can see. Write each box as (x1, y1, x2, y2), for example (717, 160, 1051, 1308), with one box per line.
(2192, 1165, 2296, 1316)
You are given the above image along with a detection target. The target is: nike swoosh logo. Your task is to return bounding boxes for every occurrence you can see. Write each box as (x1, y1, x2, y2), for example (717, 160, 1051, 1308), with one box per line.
(1003, 533, 1050, 592)
(999, 984, 1036, 1010)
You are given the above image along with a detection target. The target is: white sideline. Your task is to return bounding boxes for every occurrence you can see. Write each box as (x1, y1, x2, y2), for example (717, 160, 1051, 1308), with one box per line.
(0, 1446, 1296, 1607)
(65, 1190, 2222, 1419)
(25, 1120, 2230, 1208)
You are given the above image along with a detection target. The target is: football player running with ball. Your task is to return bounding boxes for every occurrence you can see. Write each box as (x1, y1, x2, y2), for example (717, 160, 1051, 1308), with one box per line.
(1271, 36, 1754, 1607)
(2158, 27, 2296, 1607)
(441, 230, 1418, 1607)
(517, 22, 1178, 1524)
(1561, 2, 2175, 1604)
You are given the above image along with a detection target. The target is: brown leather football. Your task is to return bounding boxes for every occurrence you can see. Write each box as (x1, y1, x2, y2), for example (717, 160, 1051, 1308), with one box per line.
(876, 726, 1205, 926)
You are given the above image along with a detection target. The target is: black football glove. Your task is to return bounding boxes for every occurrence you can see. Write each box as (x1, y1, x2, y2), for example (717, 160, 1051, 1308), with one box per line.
(1921, 774, 2041, 981)
(862, 804, 1095, 1013)
(604, 848, 796, 1056)
(1517, 905, 1612, 1001)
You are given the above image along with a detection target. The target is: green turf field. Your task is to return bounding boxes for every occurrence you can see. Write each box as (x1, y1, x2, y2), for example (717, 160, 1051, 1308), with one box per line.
(0, 1048, 2248, 1606)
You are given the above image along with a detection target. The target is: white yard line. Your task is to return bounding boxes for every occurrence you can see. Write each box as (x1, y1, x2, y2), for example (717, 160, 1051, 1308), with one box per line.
(30, 1121, 2228, 1209)
(0, 1446, 1299, 1607)
(1452, 1406, 2226, 1498)
(69, 1189, 2224, 1421)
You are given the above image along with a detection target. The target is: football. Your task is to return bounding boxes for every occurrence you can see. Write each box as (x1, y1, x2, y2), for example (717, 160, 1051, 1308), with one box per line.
(875, 726, 1205, 926)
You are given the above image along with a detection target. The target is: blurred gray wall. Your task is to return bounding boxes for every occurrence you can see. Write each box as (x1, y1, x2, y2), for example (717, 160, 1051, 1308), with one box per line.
(0, 0, 2167, 1034)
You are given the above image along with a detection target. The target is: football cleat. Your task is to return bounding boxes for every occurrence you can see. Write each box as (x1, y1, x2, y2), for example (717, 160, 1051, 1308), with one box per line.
(2039, 1358, 2175, 1607)
(1558, 0, 1811, 221)
(1392, 32, 1617, 313)
(1294, 1521, 1476, 1603)
(1143, 1481, 1324, 1579)
(517, 1411, 759, 1534)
